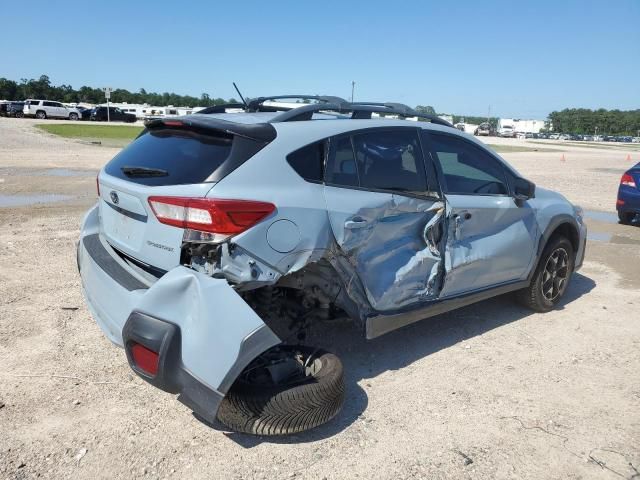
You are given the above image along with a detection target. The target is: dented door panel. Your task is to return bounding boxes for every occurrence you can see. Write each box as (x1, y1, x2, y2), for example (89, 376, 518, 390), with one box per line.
(324, 186, 445, 312)
(439, 194, 538, 298)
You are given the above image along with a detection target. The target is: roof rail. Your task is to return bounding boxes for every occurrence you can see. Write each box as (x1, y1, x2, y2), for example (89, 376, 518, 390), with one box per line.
(269, 101, 454, 127)
(245, 95, 349, 112)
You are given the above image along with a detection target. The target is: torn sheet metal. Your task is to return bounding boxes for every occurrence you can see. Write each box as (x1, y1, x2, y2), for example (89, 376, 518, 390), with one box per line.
(324, 191, 446, 312)
(439, 195, 538, 297)
(133, 266, 280, 392)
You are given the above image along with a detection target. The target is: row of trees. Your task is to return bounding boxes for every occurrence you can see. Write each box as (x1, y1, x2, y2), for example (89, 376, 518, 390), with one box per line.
(0, 75, 236, 107)
(2, 76, 638, 134)
(547, 108, 640, 136)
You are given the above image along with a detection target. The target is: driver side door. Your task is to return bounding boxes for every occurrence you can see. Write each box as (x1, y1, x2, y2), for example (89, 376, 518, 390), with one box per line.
(422, 131, 538, 298)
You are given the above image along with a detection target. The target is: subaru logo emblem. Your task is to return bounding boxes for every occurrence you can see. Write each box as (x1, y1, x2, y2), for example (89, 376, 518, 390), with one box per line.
(110, 191, 119, 204)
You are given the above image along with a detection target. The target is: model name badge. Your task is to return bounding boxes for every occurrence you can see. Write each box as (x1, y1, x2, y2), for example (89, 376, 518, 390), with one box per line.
(147, 240, 174, 252)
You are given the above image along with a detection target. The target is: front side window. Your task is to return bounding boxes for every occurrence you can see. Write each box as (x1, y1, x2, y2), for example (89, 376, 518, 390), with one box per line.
(427, 133, 508, 195)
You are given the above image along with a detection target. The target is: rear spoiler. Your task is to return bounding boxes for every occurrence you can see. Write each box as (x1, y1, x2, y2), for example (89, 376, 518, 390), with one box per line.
(144, 116, 277, 143)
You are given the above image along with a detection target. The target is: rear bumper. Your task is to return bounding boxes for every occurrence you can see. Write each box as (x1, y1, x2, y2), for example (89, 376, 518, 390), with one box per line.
(617, 186, 640, 214)
(78, 204, 280, 419)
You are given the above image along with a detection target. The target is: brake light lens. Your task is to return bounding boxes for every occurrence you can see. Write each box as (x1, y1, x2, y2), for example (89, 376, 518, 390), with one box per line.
(147, 197, 275, 234)
(130, 343, 159, 376)
(621, 173, 636, 188)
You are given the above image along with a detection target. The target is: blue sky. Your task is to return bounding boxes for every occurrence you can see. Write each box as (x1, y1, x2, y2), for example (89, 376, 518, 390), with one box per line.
(1, 0, 638, 118)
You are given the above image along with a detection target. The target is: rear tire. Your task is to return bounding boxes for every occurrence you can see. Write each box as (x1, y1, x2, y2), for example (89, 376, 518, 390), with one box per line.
(517, 235, 574, 312)
(15, 111, 24, 118)
(618, 211, 635, 225)
(36, 110, 46, 119)
(217, 346, 345, 436)
(69, 112, 79, 121)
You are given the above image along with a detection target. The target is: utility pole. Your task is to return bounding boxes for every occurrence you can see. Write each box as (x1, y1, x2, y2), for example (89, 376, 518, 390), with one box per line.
(351, 81, 355, 103)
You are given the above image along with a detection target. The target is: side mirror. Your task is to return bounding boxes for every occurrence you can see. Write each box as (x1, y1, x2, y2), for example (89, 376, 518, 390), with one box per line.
(513, 177, 535, 204)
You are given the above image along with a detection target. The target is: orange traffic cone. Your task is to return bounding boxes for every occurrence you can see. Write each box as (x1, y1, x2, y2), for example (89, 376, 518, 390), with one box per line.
(627, 154, 632, 161)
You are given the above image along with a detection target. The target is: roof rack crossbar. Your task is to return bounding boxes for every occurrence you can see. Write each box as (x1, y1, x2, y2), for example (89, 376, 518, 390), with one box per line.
(269, 102, 454, 127)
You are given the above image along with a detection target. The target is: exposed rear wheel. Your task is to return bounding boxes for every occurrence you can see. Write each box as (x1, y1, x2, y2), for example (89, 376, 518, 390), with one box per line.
(517, 235, 574, 312)
(69, 112, 79, 121)
(36, 110, 46, 119)
(217, 346, 345, 436)
(15, 111, 24, 118)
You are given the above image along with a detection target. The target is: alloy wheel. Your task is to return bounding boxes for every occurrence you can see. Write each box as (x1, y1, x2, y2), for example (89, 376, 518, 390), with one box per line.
(541, 247, 569, 301)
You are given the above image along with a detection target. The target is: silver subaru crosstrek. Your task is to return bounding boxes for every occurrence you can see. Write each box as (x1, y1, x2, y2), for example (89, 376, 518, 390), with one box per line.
(77, 96, 586, 435)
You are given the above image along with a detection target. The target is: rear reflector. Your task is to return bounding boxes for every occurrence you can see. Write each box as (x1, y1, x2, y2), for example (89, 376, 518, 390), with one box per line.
(617, 199, 625, 206)
(621, 173, 637, 188)
(147, 197, 275, 234)
(131, 343, 159, 376)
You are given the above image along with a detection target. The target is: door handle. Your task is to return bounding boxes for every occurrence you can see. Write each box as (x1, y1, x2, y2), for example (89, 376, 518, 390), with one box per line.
(452, 212, 471, 240)
(344, 218, 369, 229)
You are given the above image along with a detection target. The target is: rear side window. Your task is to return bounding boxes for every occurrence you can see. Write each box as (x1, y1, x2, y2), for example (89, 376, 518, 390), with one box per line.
(427, 133, 508, 195)
(44, 101, 58, 107)
(286, 141, 324, 183)
(352, 130, 427, 193)
(326, 136, 359, 187)
(104, 129, 233, 186)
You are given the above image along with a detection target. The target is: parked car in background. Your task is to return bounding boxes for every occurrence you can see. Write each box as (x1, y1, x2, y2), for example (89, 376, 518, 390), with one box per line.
(582, 135, 594, 141)
(1, 101, 25, 118)
(498, 125, 516, 137)
(632, 137, 640, 143)
(90, 106, 136, 122)
(23, 99, 81, 120)
(78, 95, 586, 435)
(549, 133, 560, 140)
(473, 122, 492, 136)
(76, 106, 94, 120)
(7, 102, 25, 117)
(617, 163, 640, 225)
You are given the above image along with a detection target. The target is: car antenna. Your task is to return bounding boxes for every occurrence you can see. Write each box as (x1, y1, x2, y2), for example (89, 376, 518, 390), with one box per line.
(233, 82, 248, 108)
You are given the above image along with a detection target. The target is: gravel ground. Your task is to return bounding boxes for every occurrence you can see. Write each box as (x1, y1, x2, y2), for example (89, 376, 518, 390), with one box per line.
(0, 117, 639, 479)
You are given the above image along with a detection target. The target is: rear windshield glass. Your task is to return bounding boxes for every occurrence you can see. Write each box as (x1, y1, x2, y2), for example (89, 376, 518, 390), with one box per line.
(104, 129, 233, 186)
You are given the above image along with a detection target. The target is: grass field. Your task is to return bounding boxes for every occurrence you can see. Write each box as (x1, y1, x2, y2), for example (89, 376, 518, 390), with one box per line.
(36, 123, 143, 147)
(487, 144, 562, 153)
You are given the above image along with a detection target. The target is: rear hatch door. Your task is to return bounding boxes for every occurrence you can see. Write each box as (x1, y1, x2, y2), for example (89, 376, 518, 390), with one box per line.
(98, 118, 275, 272)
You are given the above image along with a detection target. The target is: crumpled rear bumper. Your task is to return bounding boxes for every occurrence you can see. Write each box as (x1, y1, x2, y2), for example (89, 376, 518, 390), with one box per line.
(77, 204, 280, 420)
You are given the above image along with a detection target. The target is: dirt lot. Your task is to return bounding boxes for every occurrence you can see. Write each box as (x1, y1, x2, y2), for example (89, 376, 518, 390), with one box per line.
(1, 117, 639, 479)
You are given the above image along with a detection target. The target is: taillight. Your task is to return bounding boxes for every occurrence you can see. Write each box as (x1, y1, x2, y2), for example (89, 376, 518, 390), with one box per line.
(147, 197, 275, 234)
(621, 173, 636, 188)
(130, 343, 159, 376)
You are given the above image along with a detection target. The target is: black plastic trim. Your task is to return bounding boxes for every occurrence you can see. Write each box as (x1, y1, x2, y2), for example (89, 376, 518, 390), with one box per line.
(122, 312, 223, 422)
(366, 279, 529, 339)
(145, 116, 277, 143)
(82, 234, 147, 291)
(218, 325, 281, 393)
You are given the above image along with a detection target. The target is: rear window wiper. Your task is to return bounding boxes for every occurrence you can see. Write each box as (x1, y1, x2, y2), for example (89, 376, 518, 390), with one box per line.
(121, 166, 169, 177)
